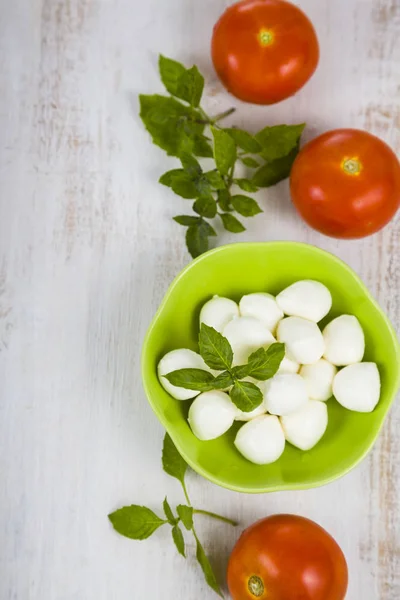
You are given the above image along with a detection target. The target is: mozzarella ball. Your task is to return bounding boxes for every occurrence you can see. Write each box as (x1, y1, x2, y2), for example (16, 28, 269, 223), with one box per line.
(277, 317, 325, 365)
(234, 415, 285, 464)
(235, 381, 267, 421)
(333, 363, 381, 412)
(323, 315, 365, 366)
(278, 354, 300, 375)
(264, 373, 308, 416)
(300, 359, 337, 401)
(188, 391, 237, 440)
(280, 400, 328, 451)
(158, 349, 211, 400)
(239, 293, 283, 332)
(235, 403, 267, 422)
(199, 295, 239, 333)
(223, 316, 275, 366)
(276, 280, 332, 322)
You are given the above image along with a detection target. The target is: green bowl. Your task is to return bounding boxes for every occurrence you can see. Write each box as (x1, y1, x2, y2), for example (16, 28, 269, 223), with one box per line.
(142, 242, 400, 493)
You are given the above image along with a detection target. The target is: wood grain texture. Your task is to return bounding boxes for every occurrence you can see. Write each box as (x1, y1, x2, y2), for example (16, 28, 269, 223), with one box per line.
(0, 0, 399, 598)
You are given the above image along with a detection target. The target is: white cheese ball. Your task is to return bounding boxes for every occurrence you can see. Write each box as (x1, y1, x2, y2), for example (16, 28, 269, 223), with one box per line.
(323, 315, 365, 366)
(277, 317, 325, 365)
(235, 381, 267, 421)
(188, 391, 237, 440)
(264, 373, 308, 416)
(158, 349, 211, 400)
(234, 415, 285, 464)
(199, 295, 239, 333)
(333, 362, 381, 413)
(239, 293, 283, 332)
(280, 400, 328, 451)
(235, 403, 267, 422)
(276, 280, 332, 322)
(223, 316, 275, 366)
(300, 359, 337, 401)
(278, 355, 300, 374)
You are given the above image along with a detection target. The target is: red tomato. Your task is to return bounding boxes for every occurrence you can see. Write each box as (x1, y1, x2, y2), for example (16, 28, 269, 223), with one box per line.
(290, 129, 400, 238)
(211, 0, 319, 105)
(227, 514, 348, 600)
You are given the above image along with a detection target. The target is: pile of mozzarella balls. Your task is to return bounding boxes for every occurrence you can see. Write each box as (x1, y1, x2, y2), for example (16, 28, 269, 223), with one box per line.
(158, 280, 381, 465)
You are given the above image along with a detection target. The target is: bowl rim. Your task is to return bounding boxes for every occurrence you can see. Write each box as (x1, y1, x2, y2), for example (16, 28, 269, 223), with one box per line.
(141, 241, 400, 493)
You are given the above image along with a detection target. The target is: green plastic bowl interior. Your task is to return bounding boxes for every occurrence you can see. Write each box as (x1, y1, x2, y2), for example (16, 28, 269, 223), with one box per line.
(142, 242, 400, 493)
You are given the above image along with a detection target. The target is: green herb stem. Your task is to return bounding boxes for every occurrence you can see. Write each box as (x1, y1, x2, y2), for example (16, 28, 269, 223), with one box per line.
(193, 509, 238, 527)
(228, 163, 235, 187)
(197, 106, 236, 127)
(192, 526, 224, 598)
(141, 55, 305, 259)
(211, 107, 236, 124)
(182, 480, 191, 506)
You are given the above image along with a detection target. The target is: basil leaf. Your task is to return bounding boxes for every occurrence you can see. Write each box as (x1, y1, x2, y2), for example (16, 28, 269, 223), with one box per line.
(252, 147, 299, 188)
(217, 189, 231, 212)
(193, 196, 217, 218)
(172, 524, 186, 557)
(213, 370, 235, 389)
(205, 170, 225, 190)
(180, 153, 202, 177)
(139, 94, 202, 157)
(231, 363, 252, 380)
(179, 131, 200, 158)
(177, 504, 194, 530)
(108, 505, 166, 540)
(173, 215, 201, 226)
(211, 127, 236, 176)
(199, 324, 233, 371)
(176, 127, 196, 156)
(200, 221, 217, 237)
(255, 123, 305, 161)
(234, 178, 259, 193)
(163, 497, 176, 525)
(230, 380, 263, 412)
(170, 173, 199, 198)
(164, 368, 216, 391)
(231, 195, 262, 217)
(160, 167, 203, 198)
(177, 65, 204, 107)
(186, 222, 209, 258)
(158, 55, 186, 97)
(195, 535, 223, 597)
(247, 343, 285, 380)
(179, 118, 212, 158)
(195, 175, 213, 198)
(159, 169, 185, 186)
(225, 128, 262, 153)
(192, 134, 213, 158)
(162, 433, 187, 486)
(240, 156, 260, 168)
(231, 348, 268, 380)
(220, 213, 246, 233)
(158, 56, 204, 107)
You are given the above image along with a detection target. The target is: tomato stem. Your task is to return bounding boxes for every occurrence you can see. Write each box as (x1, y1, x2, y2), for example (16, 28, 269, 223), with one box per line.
(258, 29, 274, 46)
(342, 158, 362, 176)
(248, 575, 265, 597)
(194, 509, 238, 526)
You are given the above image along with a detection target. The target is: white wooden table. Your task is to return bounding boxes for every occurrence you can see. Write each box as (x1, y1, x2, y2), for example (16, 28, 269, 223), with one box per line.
(0, 1, 399, 598)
